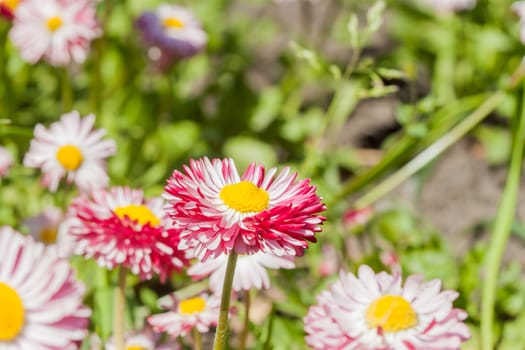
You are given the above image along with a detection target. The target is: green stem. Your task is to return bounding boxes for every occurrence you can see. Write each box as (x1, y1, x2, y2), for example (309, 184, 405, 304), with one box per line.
(353, 91, 504, 209)
(61, 67, 73, 112)
(192, 328, 202, 350)
(480, 86, 525, 350)
(113, 267, 127, 350)
(327, 93, 486, 207)
(239, 290, 251, 350)
(212, 252, 238, 350)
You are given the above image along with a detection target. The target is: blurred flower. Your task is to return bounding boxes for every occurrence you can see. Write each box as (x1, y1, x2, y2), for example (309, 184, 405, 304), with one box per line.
(0, 145, 13, 178)
(304, 265, 470, 349)
(23, 111, 116, 192)
(421, 0, 477, 13)
(513, 1, 525, 43)
(0, 225, 90, 349)
(149, 293, 220, 338)
(9, 0, 100, 66)
(318, 244, 338, 277)
(0, 0, 18, 20)
(188, 251, 295, 294)
(380, 250, 401, 274)
(23, 206, 63, 245)
(135, 4, 207, 71)
(342, 206, 373, 230)
(67, 186, 188, 281)
(98, 327, 180, 350)
(164, 157, 326, 261)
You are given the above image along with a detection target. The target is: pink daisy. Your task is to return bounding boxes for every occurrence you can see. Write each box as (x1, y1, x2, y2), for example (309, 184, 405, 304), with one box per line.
(0, 226, 90, 349)
(67, 186, 188, 281)
(23, 206, 63, 245)
(188, 251, 295, 294)
(304, 265, 470, 350)
(9, 0, 100, 66)
(164, 157, 326, 261)
(23, 111, 116, 192)
(0, 145, 13, 178)
(148, 293, 220, 338)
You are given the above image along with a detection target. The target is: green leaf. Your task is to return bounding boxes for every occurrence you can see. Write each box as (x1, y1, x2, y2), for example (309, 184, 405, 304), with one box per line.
(223, 136, 277, 170)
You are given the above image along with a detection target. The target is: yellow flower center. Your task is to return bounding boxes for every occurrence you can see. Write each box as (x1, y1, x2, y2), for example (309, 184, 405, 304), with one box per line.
(46, 16, 63, 32)
(219, 181, 269, 213)
(114, 205, 160, 227)
(39, 227, 58, 244)
(162, 17, 185, 29)
(56, 145, 83, 171)
(126, 346, 147, 350)
(0, 283, 24, 341)
(1, 0, 19, 11)
(365, 295, 417, 332)
(178, 296, 206, 315)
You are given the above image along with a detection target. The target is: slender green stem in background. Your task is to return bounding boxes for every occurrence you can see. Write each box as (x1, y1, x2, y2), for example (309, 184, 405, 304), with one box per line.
(213, 252, 238, 350)
(192, 328, 203, 350)
(481, 86, 525, 350)
(61, 67, 73, 112)
(113, 267, 127, 350)
(352, 91, 504, 209)
(327, 93, 486, 207)
(300, 49, 361, 177)
(238, 290, 251, 350)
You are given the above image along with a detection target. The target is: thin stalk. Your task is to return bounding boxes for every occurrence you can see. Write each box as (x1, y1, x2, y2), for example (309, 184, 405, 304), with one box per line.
(300, 49, 361, 176)
(113, 267, 127, 350)
(212, 252, 238, 350)
(192, 328, 203, 350)
(480, 86, 525, 350)
(60, 67, 73, 112)
(353, 91, 504, 209)
(239, 290, 251, 350)
(327, 93, 486, 207)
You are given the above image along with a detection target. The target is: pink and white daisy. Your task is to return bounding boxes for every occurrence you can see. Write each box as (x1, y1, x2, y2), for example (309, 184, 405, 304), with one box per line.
(421, 0, 477, 13)
(304, 265, 470, 350)
(188, 251, 295, 294)
(99, 328, 180, 350)
(23, 206, 63, 245)
(9, 0, 100, 66)
(23, 111, 116, 193)
(67, 186, 188, 281)
(0, 226, 90, 349)
(0, 145, 13, 178)
(148, 293, 220, 338)
(164, 157, 326, 261)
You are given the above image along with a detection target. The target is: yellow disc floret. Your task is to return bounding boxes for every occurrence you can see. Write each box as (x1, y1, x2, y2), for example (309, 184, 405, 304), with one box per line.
(178, 296, 206, 315)
(163, 17, 185, 29)
(220, 181, 269, 213)
(56, 145, 83, 171)
(126, 346, 148, 350)
(39, 227, 58, 244)
(114, 204, 160, 227)
(0, 282, 25, 341)
(46, 16, 63, 32)
(365, 295, 417, 332)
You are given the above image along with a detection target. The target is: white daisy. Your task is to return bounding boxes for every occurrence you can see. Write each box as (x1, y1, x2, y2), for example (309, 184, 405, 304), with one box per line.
(23, 111, 116, 192)
(188, 251, 295, 294)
